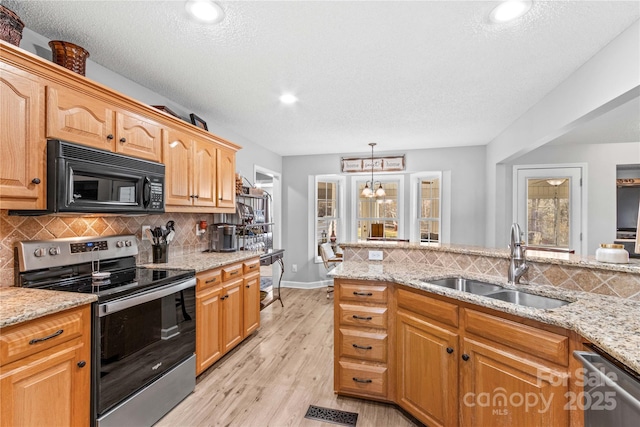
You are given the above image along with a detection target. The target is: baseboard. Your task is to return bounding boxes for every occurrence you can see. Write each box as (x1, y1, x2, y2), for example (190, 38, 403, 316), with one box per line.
(281, 280, 333, 290)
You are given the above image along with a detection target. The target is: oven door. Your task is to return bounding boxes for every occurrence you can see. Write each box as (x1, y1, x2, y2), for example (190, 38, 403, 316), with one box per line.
(94, 278, 196, 417)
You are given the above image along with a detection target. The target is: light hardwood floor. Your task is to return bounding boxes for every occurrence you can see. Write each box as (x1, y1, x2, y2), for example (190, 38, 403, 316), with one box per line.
(155, 288, 420, 427)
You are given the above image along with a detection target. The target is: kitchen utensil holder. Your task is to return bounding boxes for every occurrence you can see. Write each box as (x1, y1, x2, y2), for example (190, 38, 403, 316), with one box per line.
(152, 243, 168, 263)
(48, 40, 90, 76)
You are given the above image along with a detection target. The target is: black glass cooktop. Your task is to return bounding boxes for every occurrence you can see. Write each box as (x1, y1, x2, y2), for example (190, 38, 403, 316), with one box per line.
(19, 257, 195, 303)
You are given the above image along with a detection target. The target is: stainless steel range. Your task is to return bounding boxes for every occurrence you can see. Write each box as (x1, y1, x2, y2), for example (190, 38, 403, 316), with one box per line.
(14, 235, 196, 427)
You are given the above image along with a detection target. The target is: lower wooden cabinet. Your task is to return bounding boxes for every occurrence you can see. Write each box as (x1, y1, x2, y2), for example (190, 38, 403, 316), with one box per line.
(335, 281, 578, 427)
(195, 258, 260, 375)
(0, 305, 91, 427)
(396, 309, 459, 427)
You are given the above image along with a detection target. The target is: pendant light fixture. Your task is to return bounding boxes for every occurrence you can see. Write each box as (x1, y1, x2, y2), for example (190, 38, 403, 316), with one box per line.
(361, 143, 386, 198)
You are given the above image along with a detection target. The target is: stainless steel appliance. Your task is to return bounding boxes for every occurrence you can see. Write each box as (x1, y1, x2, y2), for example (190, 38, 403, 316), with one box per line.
(574, 348, 640, 427)
(14, 235, 195, 427)
(9, 140, 165, 216)
(208, 223, 237, 252)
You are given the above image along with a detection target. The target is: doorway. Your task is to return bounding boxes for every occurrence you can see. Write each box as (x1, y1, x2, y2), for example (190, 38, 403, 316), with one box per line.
(514, 165, 585, 254)
(254, 165, 282, 289)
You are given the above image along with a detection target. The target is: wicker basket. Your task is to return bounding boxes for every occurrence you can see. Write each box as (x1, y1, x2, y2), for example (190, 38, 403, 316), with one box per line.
(0, 5, 24, 47)
(48, 40, 90, 76)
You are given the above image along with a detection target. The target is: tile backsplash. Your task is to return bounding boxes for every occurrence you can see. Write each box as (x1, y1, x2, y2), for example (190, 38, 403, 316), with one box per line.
(0, 210, 212, 286)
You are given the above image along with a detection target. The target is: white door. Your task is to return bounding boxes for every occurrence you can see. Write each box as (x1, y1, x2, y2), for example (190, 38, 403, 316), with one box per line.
(514, 166, 583, 254)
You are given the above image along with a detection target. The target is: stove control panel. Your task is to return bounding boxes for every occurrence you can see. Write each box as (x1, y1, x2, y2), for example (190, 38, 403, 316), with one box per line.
(15, 235, 138, 272)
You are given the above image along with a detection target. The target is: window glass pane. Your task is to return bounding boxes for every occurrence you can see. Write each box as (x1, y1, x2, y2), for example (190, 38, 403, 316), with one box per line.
(526, 178, 570, 248)
(316, 179, 340, 258)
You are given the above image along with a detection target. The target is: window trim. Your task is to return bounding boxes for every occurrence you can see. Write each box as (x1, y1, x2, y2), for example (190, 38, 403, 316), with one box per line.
(311, 174, 346, 264)
(409, 171, 451, 244)
(350, 174, 405, 241)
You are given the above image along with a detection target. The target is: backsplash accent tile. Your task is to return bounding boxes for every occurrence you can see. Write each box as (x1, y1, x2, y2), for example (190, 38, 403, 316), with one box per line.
(341, 245, 640, 300)
(0, 210, 213, 287)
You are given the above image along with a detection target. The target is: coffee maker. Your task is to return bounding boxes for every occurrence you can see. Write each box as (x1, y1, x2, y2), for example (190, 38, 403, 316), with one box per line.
(208, 224, 237, 252)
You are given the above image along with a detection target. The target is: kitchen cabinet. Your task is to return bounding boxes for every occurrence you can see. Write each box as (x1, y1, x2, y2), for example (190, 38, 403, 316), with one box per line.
(164, 128, 219, 210)
(243, 259, 261, 337)
(0, 63, 46, 210)
(195, 258, 260, 375)
(334, 280, 577, 426)
(0, 304, 91, 427)
(333, 279, 393, 401)
(46, 85, 163, 162)
(217, 146, 236, 209)
(396, 290, 459, 427)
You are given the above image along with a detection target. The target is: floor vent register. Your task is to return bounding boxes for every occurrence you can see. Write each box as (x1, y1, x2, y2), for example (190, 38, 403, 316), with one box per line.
(304, 405, 358, 426)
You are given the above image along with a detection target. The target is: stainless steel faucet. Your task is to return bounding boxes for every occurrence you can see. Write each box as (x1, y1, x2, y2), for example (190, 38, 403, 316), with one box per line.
(508, 223, 528, 284)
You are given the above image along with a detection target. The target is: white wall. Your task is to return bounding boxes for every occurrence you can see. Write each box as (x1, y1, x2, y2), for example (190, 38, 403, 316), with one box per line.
(485, 21, 640, 249)
(281, 145, 486, 284)
(508, 142, 640, 254)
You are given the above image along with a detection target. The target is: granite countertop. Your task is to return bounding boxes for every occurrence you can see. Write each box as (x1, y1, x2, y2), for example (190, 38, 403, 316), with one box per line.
(139, 250, 262, 272)
(0, 287, 97, 329)
(331, 261, 640, 374)
(338, 241, 640, 274)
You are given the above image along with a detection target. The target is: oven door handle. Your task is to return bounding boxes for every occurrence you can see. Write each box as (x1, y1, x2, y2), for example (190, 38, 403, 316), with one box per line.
(99, 277, 196, 317)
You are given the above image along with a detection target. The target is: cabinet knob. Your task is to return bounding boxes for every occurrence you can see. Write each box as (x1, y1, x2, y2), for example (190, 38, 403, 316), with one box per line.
(193, 195, 199, 199)
(446, 347, 454, 354)
(119, 137, 126, 143)
(246, 285, 251, 288)
(106, 134, 114, 140)
(31, 178, 41, 184)
(77, 360, 86, 368)
(462, 354, 470, 361)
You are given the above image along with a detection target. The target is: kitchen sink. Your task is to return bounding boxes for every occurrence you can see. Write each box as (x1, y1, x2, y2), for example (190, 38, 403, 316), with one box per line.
(485, 290, 570, 310)
(426, 277, 503, 295)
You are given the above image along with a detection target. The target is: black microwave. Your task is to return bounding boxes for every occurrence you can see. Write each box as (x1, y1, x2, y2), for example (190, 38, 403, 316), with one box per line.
(10, 140, 165, 216)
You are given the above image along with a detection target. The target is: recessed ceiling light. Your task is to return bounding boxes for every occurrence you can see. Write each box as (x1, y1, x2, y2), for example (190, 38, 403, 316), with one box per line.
(279, 93, 298, 104)
(489, 0, 532, 23)
(185, 0, 225, 24)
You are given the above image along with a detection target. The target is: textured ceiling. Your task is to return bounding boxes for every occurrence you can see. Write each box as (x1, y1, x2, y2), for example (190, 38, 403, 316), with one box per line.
(6, 0, 640, 156)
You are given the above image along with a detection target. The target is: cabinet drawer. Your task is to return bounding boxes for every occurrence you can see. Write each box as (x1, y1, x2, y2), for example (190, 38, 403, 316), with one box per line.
(338, 282, 388, 304)
(197, 269, 222, 291)
(339, 304, 387, 329)
(222, 263, 243, 281)
(243, 258, 260, 274)
(338, 360, 387, 398)
(463, 309, 569, 366)
(0, 307, 85, 366)
(397, 288, 458, 328)
(339, 328, 387, 363)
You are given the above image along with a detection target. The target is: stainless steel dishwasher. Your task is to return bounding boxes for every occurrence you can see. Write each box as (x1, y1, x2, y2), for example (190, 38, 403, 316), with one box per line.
(574, 349, 640, 427)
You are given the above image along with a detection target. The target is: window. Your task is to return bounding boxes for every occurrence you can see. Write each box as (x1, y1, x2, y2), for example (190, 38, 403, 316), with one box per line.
(418, 177, 440, 243)
(355, 179, 400, 241)
(314, 176, 344, 260)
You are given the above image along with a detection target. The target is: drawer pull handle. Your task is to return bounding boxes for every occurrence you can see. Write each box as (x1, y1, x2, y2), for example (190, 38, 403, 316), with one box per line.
(230, 271, 239, 276)
(352, 344, 373, 350)
(206, 278, 218, 284)
(352, 377, 373, 384)
(29, 329, 63, 345)
(353, 292, 373, 296)
(249, 265, 257, 269)
(446, 347, 454, 354)
(352, 315, 372, 321)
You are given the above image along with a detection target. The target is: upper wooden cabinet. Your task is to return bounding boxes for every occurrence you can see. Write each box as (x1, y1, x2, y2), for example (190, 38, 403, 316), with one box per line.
(46, 85, 163, 162)
(164, 128, 217, 209)
(217, 146, 236, 209)
(0, 63, 46, 210)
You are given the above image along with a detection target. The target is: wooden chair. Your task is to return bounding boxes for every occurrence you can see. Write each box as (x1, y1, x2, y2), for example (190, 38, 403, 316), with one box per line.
(320, 242, 342, 298)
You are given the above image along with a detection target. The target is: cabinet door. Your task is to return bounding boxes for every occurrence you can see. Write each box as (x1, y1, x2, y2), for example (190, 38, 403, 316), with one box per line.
(115, 110, 163, 162)
(192, 139, 217, 207)
(163, 129, 193, 206)
(216, 146, 236, 209)
(0, 339, 90, 427)
(222, 278, 243, 353)
(397, 310, 458, 427)
(460, 338, 570, 427)
(196, 286, 223, 375)
(243, 273, 260, 337)
(0, 65, 46, 209)
(46, 85, 115, 151)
